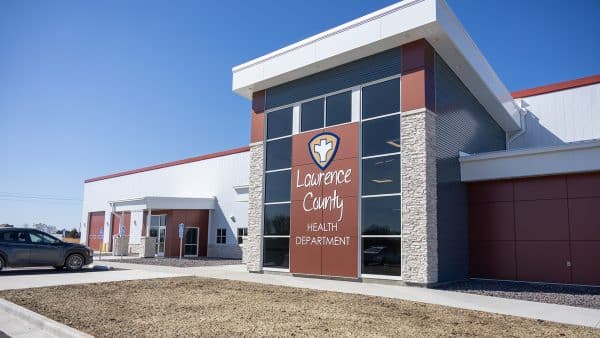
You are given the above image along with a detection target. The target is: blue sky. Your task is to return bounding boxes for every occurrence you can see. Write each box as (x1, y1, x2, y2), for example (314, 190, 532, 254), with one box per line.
(1, 0, 599, 229)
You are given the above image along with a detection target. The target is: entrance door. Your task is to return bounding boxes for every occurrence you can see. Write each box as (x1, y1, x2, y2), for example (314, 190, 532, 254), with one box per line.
(150, 226, 166, 256)
(88, 212, 105, 251)
(184, 227, 199, 257)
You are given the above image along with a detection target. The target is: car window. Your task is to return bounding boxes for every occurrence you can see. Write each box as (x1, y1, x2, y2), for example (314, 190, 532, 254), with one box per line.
(0, 231, 16, 242)
(16, 232, 29, 243)
(29, 231, 59, 244)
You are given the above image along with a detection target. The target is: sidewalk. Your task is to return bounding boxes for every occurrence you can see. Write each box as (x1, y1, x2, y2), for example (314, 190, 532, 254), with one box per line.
(0, 308, 58, 338)
(100, 261, 600, 329)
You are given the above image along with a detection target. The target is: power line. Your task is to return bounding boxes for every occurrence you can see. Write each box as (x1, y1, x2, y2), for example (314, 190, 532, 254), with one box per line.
(0, 192, 82, 202)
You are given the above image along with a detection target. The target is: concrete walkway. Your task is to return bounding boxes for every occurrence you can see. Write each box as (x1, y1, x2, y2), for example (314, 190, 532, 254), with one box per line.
(0, 309, 58, 338)
(0, 266, 185, 291)
(99, 261, 600, 329)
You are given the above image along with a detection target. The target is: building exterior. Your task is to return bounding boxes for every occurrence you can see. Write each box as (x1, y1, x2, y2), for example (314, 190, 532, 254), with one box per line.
(80, 147, 250, 259)
(82, 0, 600, 286)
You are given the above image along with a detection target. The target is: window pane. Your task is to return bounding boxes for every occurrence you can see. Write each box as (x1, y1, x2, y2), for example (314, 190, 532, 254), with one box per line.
(361, 196, 401, 235)
(362, 114, 400, 157)
(362, 155, 400, 196)
(362, 237, 401, 276)
(263, 237, 289, 268)
(264, 170, 291, 203)
(266, 107, 293, 139)
(264, 203, 290, 235)
(301, 98, 324, 132)
(266, 137, 292, 171)
(326, 91, 351, 126)
(362, 79, 400, 119)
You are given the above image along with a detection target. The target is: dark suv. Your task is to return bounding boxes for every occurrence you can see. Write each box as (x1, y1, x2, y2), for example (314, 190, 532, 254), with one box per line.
(0, 228, 93, 271)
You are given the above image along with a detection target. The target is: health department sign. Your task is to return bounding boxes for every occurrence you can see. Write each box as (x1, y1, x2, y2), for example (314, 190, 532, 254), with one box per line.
(289, 124, 359, 277)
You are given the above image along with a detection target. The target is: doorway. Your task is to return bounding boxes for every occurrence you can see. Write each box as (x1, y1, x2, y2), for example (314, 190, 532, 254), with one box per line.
(184, 227, 199, 257)
(149, 214, 167, 257)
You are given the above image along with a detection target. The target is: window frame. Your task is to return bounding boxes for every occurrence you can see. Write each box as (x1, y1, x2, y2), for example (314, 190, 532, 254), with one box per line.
(262, 75, 402, 275)
(216, 228, 227, 245)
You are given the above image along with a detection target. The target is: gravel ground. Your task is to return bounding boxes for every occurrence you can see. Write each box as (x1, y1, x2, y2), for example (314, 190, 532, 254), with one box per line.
(438, 279, 600, 309)
(1, 277, 598, 337)
(102, 257, 242, 267)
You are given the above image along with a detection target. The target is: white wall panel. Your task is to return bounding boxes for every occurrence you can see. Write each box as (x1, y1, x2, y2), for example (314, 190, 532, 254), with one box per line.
(80, 151, 250, 257)
(511, 84, 600, 149)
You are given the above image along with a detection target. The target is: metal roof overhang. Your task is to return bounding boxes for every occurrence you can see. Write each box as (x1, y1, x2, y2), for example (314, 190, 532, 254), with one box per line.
(459, 139, 600, 182)
(108, 196, 216, 212)
(231, 0, 521, 132)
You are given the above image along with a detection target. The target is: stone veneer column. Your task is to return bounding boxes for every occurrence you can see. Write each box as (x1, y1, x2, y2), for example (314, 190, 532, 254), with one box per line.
(400, 108, 438, 284)
(245, 90, 266, 272)
(400, 39, 438, 285)
(245, 141, 264, 272)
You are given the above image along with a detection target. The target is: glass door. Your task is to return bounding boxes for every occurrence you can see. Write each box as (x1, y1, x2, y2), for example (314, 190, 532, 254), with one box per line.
(149, 214, 167, 257)
(184, 227, 199, 257)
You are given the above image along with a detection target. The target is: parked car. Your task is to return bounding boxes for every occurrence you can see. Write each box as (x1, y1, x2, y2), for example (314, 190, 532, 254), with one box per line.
(0, 228, 93, 271)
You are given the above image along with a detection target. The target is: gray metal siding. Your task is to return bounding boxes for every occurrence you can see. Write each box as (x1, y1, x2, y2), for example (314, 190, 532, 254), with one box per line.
(434, 54, 506, 282)
(265, 48, 401, 109)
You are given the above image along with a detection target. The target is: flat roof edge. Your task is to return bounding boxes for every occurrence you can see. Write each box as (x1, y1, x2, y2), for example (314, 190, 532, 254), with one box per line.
(460, 140, 600, 182)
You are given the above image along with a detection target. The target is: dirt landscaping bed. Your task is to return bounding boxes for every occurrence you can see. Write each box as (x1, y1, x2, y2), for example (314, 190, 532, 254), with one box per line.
(0, 277, 598, 337)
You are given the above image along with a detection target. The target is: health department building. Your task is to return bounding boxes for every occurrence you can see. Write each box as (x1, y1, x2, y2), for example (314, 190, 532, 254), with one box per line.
(82, 0, 600, 287)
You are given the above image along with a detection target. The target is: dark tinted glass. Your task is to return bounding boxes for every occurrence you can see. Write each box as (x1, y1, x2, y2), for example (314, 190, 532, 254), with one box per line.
(362, 155, 400, 196)
(326, 91, 351, 126)
(266, 107, 293, 139)
(266, 137, 292, 171)
(264, 203, 290, 235)
(263, 238, 289, 268)
(264, 170, 291, 203)
(362, 114, 400, 157)
(301, 98, 324, 132)
(0, 231, 15, 242)
(362, 79, 400, 119)
(362, 237, 401, 275)
(361, 195, 401, 235)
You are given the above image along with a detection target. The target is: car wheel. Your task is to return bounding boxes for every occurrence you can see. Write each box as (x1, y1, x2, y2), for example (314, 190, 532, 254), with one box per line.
(0, 256, 4, 271)
(65, 254, 85, 271)
(53, 265, 64, 270)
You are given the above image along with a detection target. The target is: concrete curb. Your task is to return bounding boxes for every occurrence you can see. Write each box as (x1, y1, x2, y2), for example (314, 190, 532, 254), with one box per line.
(0, 299, 93, 338)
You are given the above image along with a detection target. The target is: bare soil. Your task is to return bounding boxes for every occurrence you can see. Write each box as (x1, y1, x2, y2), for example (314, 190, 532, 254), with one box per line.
(1, 277, 598, 337)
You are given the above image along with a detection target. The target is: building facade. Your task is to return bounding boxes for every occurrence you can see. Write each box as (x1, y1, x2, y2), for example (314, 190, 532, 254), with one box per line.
(82, 0, 600, 286)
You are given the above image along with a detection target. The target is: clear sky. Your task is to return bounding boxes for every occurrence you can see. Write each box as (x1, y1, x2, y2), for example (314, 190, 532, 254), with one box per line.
(1, 0, 599, 229)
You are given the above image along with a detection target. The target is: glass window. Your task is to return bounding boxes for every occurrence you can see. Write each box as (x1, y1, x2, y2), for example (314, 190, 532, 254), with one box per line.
(266, 107, 293, 139)
(216, 228, 226, 244)
(326, 91, 351, 126)
(264, 203, 290, 235)
(362, 155, 401, 196)
(362, 237, 401, 275)
(301, 98, 324, 132)
(264, 170, 291, 203)
(266, 137, 292, 171)
(362, 79, 400, 119)
(263, 237, 289, 268)
(362, 114, 400, 157)
(0, 231, 15, 242)
(29, 231, 59, 244)
(361, 196, 401, 235)
(237, 228, 248, 244)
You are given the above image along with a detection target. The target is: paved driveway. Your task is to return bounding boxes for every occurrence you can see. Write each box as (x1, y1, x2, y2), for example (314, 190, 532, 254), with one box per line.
(0, 266, 186, 291)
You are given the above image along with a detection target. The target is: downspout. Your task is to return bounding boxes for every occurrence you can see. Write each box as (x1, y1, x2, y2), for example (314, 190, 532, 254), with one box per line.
(506, 99, 529, 150)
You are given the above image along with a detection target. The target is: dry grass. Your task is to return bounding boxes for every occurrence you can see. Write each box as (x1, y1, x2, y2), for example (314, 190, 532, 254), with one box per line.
(1, 277, 598, 337)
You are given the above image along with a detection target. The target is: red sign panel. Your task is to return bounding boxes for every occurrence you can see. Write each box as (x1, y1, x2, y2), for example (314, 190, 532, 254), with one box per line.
(289, 123, 359, 278)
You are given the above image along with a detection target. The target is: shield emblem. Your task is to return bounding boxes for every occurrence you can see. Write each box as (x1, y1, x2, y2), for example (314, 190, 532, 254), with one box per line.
(308, 132, 340, 170)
